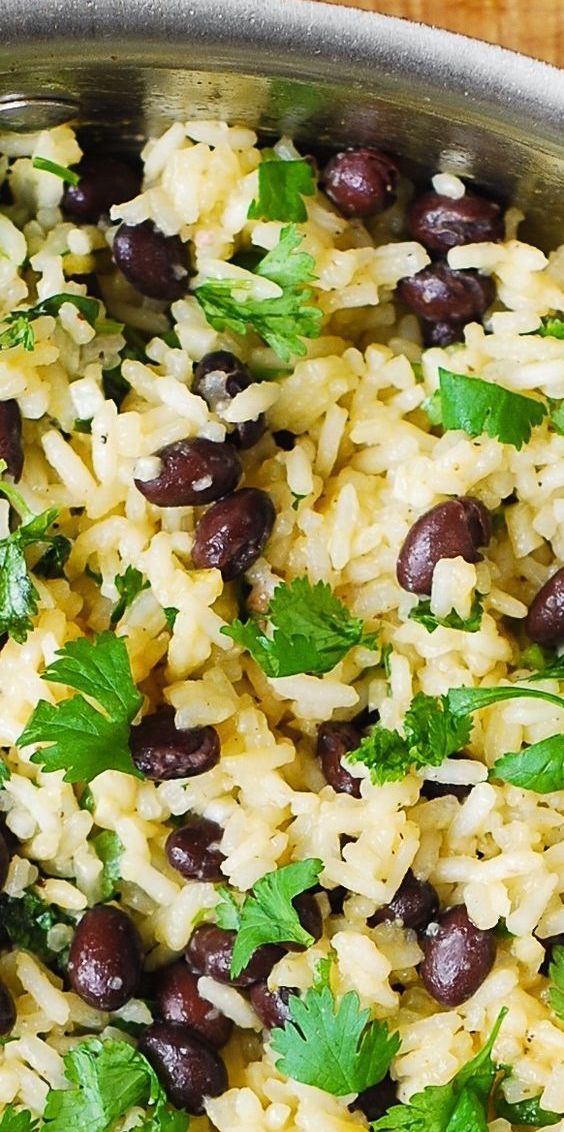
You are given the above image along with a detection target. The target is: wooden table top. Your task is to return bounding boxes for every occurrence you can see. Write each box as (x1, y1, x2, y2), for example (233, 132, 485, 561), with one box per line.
(311, 0, 562, 66)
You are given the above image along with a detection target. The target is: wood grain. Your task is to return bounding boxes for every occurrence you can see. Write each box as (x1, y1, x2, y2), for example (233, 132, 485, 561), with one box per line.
(311, 0, 562, 66)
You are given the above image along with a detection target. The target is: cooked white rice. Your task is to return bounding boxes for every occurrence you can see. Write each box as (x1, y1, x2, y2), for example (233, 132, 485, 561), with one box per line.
(0, 118, 562, 1128)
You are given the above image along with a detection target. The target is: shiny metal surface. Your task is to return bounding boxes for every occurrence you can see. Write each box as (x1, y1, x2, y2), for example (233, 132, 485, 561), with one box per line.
(0, 0, 562, 242)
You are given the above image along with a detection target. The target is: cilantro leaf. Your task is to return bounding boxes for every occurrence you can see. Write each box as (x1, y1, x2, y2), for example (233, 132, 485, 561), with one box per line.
(31, 156, 79, 186)
(445, 683, 564, 716)
(422, 389, 443, 427)
(539, 316, 564, 339)
(93, 830, 123, 901)
(0, 889, 74, 974)
(163, 606, 179, 631)
(547, 397, 564, 436)
(408, 596, 483, 634)
(491, 734, 564, 793)
(110, 565, 149, 626)
(215, 886, 242, 931)
(520, 646, 564, 680)
(194, 224, 322, 362)
(230, 859, 322, 978)
(0, 1107, 39, 1132)
(0, 294, 99, 354)
(494, 1089, 561, 1126)
(348, 692, 472, 785)
(438, 367, 547, 449)
(248, 158, 315, 222)
(0, 474, 66, 641)
(373, 1008, 506, 1132)
(549, 944, 564, 1021)
(43, 1038, 188, 1132)
(17, 631, 143, 782)
(222, 576, 377, 677)
(33, 534, 71, 579)
(271, 976, 400, 1096)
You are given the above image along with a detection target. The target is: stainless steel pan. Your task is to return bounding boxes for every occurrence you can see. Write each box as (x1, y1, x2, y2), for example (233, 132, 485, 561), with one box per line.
(0, 0, 562, 244)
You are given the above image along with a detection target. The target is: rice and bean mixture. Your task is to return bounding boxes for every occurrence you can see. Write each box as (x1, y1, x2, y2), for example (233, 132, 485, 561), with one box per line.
(0, 118, 562, 1130)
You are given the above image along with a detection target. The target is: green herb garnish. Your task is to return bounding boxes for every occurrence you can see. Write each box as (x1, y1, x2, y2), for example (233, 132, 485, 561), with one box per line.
(31, 157, 79, 186)
(438, 367, 547, 449)
(194, 224, 322, 362)
(408, 596, 484, 634)
(18, 632, 143, 782)
(110, 565, 149, 626)
(224, 859, 322, 979)
(222, 576, 377, 677)
(248, 158, 315, 222)
(271, 960, 400, 1096)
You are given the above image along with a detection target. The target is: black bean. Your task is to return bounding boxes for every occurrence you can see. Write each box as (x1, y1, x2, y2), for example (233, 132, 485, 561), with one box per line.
(407, 191, 503, 255)
(325, 885, 347, 915)
(139, 1020, 227, 1115)
(525, 568, 564, 646)
(420, 753, 473, 802)
(397, 496, 492, 595)
(62, 156, 141, 224)
(316, 721, 362, 797)
(536, 933, 564, 976)
(249, 982, 297, 1029)
(420, 905, 496, 1006)
(192, 488, 275, 581)
(322, 148, 400, 218)
(165, 816, 225, 882)
(130, 707, 220, 781)
(422, 319, 466, 348)
(398, 263, 495, 323)
(349, 1073, 398, 1121)
(134, 438, 241, 507)
(154, 960, 232, 1047)
(0, 979, 15, 1035)
(0, 401, 23, 483)
(67, 904, 143, 1011)
(112, 220, 189, 301)
(368, 869, 439, 932)
(273, 430, 297, 451)
(186, 924, 283, 988)
(193, 350, 266, 451)
(284, 891, 323, 951)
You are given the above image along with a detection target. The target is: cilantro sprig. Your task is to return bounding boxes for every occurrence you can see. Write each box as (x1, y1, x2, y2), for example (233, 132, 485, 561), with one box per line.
(217, 859, 323, 978)
(42, 1038, 187, 1131)
(222, 576, 377, 677)
(350, 681, 564, 789)
(408, 596, 483, 635)
(349, 692, 473, 786)
(493, 1089, 561, 1126)
(248, 158, 315, 222)
(0, 294, 99, 354)
(194, 224, 322, 362)
(538, 316, 564, 340)
(17, 631, 143, 782)
(437, 367, 547, 449)
(110, 565, 149, 626)
(0, 888, 75, 975)
(0, 466, 69, 642)
(372, 1008, 506, 1132)
(271, 957, 400, 1096)
(31, 156, 79, 186)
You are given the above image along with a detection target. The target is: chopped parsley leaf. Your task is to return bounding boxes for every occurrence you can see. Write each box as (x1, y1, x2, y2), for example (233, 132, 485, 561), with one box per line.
(110, 565, 149, 626)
